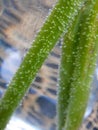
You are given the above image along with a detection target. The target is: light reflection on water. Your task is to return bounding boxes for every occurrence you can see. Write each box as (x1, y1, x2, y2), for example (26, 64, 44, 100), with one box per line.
(6, 116, 41, 130)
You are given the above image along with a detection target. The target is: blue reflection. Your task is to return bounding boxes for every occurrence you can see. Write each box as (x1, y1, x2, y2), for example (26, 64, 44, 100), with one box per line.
(1, 49, 21, 83)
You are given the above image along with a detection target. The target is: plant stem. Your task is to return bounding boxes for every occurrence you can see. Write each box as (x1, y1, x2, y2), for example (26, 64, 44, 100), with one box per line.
(58, 1, 98, 130)
(0, 0, 84, 129)
(57, 10, 82, 130)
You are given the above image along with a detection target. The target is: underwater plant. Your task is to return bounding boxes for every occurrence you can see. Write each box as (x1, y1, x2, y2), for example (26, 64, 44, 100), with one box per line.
(0, 0, 98, 130)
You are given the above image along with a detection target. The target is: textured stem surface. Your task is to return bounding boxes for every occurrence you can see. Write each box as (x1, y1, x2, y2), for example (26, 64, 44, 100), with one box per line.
(59, 1, 98, 130)
(0, 0, 84, 129)
(57, 10, 82, 130)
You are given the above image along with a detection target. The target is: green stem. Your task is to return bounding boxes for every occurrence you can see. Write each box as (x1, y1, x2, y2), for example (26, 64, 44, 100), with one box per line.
(59, 1, 98, 130)
(0, 0, 84, 129)
(57, 9, 82, 130)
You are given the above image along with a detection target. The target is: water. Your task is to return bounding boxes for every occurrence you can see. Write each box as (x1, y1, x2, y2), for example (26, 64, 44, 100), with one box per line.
(0, 0, 98, 130)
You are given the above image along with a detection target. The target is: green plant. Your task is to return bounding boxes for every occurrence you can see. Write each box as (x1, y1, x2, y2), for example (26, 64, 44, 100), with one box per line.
(0, 0, 98, 130)
(58, 1, 98, 130)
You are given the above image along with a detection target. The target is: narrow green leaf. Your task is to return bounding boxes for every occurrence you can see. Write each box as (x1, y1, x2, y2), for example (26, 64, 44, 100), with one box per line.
(0, 0, 84, 129)
(58, 1, 98, 130)
(57, 9, 82, 130)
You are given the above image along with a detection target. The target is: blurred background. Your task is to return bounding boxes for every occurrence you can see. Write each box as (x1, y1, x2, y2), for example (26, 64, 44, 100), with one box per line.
(0, 0, 98, 130)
